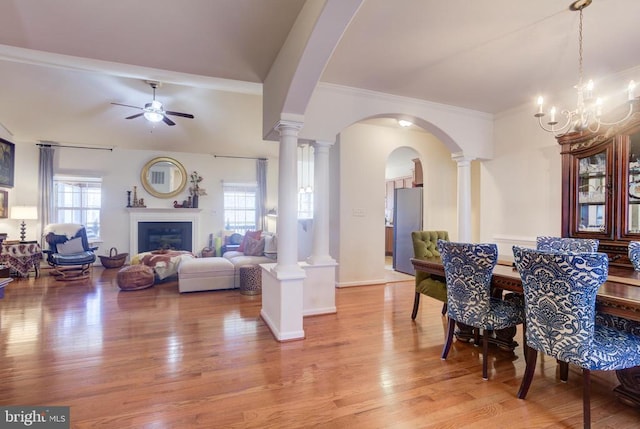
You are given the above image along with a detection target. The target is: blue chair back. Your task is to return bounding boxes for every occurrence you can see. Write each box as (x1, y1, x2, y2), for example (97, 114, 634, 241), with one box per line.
(536, 236, 598, 253)
(628, 241, 640, 271)
(512, 246, 608, 367)
(437, 240, 497, 327)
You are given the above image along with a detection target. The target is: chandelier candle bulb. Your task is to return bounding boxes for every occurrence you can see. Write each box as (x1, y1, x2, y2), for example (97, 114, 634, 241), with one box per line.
(629, 81, 636, 101)
(585, 80, 594, 100)
(549, 106, 557, 124)
(536, 96, 544, 117)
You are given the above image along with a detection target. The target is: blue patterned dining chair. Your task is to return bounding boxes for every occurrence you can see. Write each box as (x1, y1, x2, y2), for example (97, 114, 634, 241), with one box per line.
(512, 246, 640, 429)
(438, 240, 525, 380)
(628, 241, 640, 271)
(536, 236, 599, 252)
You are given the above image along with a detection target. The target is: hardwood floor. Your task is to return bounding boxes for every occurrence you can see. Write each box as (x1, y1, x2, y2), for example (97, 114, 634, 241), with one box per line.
(1, 267, 638, 428)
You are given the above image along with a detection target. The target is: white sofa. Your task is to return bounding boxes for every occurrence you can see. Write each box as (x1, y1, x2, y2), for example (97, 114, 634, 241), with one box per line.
(178, 232, 276, 293)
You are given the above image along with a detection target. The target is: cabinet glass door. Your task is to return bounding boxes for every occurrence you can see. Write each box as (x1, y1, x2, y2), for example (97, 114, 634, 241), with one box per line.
(624, 131, 640, 236)
(576, 152, 608, 233)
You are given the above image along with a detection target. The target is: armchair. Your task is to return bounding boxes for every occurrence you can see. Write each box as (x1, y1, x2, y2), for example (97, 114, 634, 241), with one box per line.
(43, 223, 97, 280)
(410, 230, 449, 319)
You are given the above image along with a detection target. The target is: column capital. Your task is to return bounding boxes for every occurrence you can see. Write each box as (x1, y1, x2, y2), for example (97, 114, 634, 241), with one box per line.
(275, 119, 304, 136)
(451, 152, 475, 165)
(311, 140, 334, 150)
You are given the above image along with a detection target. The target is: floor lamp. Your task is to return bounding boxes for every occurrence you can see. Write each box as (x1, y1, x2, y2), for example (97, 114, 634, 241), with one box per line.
(10, 206, 38, 242)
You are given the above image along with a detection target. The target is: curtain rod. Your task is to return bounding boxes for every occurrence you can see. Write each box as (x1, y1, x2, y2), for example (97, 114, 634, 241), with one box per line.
(213, 154, 266, 160)
(36, 143, 113, 151)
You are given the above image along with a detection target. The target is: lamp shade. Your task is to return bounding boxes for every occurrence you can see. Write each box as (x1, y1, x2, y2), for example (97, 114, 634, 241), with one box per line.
(10, 206, 38, 220)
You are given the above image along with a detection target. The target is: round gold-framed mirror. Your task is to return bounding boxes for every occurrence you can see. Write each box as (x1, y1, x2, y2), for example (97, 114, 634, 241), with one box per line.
(140, 157, 187, 198)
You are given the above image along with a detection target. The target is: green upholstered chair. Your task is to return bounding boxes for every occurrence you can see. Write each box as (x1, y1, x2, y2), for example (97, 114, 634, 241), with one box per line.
(411, 230, 449, 319)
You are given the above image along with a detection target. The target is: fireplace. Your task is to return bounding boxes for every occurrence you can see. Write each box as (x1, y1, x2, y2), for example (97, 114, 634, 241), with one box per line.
(138, 222, 192, 253)
(128, 208, 200, 256)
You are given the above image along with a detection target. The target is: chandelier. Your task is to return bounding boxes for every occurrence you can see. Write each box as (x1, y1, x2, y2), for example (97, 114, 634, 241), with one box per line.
(535, 0, 636, 137)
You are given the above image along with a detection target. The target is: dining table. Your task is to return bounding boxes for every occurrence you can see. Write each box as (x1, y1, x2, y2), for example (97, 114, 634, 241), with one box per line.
(411, 255, 640, 409)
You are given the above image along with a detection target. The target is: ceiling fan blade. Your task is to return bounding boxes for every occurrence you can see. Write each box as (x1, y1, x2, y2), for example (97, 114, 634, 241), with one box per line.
(111, 102, 143, 110)
(125, 113, 144, 120)
(165, 111, 194, 119)
(163, 115, 176, 126)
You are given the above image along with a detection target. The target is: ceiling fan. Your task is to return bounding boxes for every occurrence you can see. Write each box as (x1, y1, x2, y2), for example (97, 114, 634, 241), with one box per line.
(111, 81, 194, 126)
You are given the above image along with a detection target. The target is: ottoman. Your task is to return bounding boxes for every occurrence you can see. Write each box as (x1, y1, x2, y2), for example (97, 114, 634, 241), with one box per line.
(239, 265, 262, 295)
(117, 264, 155, 291)
(178, 257, 235, 293)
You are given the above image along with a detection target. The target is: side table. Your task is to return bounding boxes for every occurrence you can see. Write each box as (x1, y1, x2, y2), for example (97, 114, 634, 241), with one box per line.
(239, 265, 262, 295)
(0, 242, 43, 277)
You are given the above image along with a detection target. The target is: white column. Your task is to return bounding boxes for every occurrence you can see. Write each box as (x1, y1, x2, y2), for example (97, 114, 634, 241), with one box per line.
(307, 140, 335, 265)
(273, 120, 305, 276)
(451, 152, 474, 242)
(260, 120, 306, 342)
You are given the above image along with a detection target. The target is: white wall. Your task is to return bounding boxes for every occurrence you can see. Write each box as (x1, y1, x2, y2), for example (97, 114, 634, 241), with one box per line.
(0, 141, 40, 241)
(481, 103, 563, 256)
(333, 122, 458, 287)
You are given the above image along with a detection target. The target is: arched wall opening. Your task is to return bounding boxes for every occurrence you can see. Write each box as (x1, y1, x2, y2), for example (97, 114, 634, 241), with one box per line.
(328, 114, 478, 287)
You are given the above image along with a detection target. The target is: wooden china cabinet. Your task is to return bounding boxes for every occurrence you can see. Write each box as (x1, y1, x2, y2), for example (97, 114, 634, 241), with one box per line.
(558, 112, 640, 267)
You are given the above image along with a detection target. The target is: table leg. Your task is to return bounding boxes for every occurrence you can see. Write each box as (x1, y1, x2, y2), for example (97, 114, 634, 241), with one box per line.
(614, 368, 640, 407)
(453, 322, 518, 351)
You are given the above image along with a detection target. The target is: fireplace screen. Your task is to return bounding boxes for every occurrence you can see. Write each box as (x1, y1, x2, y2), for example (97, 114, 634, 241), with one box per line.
(138, 221, 192, 252)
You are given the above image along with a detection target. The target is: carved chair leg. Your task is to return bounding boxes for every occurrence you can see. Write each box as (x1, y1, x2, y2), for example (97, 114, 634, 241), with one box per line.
(522, 322, 527, 363)
(441, 302, 447, 316)
(517, 345, 539, 399)
(482, 328, 489, 380)
(441, 317, 456, 360)
(411, 292, 420, 320)
(583, 369, 591, 429)
(559, 360, 569, 382)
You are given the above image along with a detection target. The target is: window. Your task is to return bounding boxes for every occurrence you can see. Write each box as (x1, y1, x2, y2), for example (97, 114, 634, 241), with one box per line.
(298, 144, 314, 219)
(53, 176, 102, 240)
(223, 182, 257, 233)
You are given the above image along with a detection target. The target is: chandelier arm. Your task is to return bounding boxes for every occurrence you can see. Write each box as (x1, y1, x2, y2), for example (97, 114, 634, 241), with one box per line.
(586, 121, 601, 134)
(537, 115, 573, 136)
(596, 104, 634, 126)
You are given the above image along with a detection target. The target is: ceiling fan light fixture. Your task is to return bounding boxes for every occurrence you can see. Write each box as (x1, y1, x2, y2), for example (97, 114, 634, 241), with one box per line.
(144, 111, 164, 123)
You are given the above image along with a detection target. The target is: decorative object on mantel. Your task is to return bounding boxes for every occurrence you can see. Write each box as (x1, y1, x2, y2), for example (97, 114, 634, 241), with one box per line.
(189, 171, 206, 209)
(126, 190, 132, 208)
(130, 186, 146, 208)
(173, 198, 193, 208)
(534, 0, 637, 137)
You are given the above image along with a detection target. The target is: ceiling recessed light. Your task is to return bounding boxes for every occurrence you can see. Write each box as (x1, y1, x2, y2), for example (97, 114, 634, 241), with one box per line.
(398, 119, 412, 127)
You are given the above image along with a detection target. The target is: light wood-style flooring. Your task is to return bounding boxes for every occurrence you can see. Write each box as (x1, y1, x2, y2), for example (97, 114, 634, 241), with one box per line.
(0, 267, 638, 428)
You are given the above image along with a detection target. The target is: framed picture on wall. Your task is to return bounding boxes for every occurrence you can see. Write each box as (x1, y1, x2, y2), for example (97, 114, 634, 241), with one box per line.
(0, 138, 15, 188)
(0, 190, 7, 218)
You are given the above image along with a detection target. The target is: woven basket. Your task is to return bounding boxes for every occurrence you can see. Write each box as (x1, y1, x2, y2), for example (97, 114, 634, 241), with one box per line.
(99, 247, 128, 269)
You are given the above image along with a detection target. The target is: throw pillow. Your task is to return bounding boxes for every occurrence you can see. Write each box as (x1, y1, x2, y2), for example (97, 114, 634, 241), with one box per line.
(238, 230, 262, 252)
(263, 234, 277, 260)
(244, 236, 265, 256)
(56, 237, 84, 255)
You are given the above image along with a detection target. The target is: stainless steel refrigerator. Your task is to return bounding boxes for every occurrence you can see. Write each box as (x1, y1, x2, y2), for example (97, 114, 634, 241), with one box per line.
(393, 187, 423, 275)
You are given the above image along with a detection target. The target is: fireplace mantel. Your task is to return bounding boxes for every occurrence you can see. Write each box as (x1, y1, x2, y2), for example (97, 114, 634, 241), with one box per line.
(128, 208, 201, 256)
